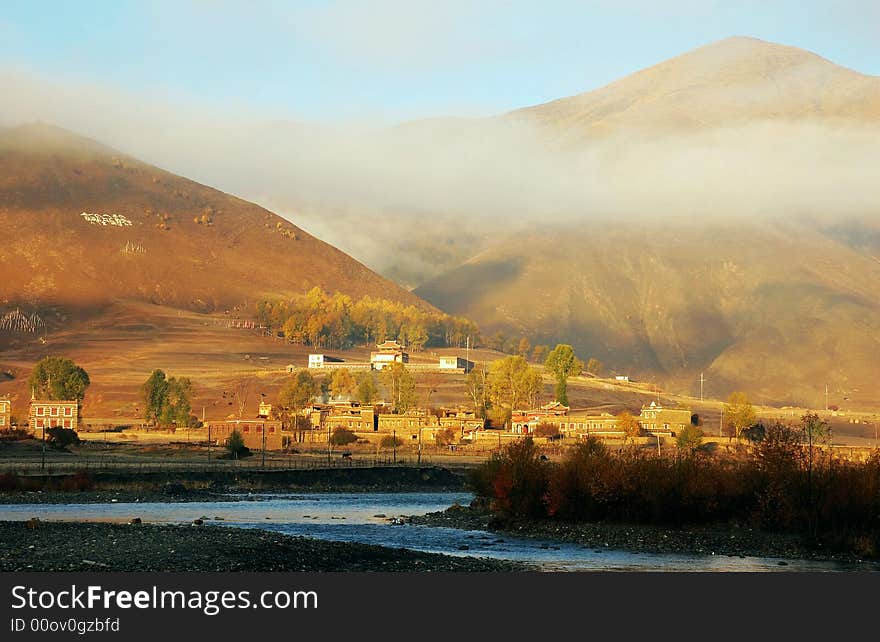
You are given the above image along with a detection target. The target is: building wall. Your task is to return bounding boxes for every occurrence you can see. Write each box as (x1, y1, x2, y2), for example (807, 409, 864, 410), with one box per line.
(0, 400, 11, 429)
(206, 420, 286, 451)
(640, 406, 693, 434)
(29, 400, 79, 432)
(511, 412, 619, 436)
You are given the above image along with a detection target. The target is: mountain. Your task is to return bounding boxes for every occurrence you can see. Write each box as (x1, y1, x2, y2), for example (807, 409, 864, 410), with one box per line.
(510, 36, 880, 136)
(0, 123, 426, 315)
(415, 37, 880, 407)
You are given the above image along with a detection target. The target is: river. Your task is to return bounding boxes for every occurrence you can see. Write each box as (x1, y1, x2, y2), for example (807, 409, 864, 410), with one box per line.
(0, 492, 870, 571)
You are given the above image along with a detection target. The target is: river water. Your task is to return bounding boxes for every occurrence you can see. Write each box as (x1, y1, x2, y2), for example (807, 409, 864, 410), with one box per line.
(0, 492, 872, 572)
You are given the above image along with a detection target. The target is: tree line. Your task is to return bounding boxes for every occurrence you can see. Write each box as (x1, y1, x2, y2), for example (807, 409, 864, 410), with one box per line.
(255, 287, 478, 350)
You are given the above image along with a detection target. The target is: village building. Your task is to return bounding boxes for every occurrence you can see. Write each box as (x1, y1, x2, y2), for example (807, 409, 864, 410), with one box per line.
(438, 356, 474, 372)
(0, 399, 11, 430)
(510, 408, 619, 436)
(555, 412, 620, 437)
(370, 340, 408, 370)
(309, 401, 377, 432)
(29, 399, 79, 433)
(438, 408, 484, 435)
(639, 401, 693, 435)
(258, 400, 272, 418)
(376, 408, 485, 442)
(307, 354, 346, 369)
(205, 419, 286, 451)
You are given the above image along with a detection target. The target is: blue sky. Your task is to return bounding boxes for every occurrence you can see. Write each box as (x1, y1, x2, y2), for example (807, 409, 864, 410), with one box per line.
(1, 0, 877, 122)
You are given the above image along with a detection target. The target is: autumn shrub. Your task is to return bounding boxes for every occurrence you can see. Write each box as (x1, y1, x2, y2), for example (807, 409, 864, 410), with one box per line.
(330, 427, 358, 446)
(46, 427, 80, 450)
(533, 423, 560, 439)
(58, 470, 93, 492)
(470, 426, 880, 552)
(469, 437, 549, 519)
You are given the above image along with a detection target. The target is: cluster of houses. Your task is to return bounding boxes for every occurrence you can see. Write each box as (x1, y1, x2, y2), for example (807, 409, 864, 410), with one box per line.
(204, 398, 695, 453)
(0, 385, 693, 454)
(0, 394, 80, 434)
(300, 340, 473, 374)
(205, 401, 486, 451)
(509, 401, 693, 438)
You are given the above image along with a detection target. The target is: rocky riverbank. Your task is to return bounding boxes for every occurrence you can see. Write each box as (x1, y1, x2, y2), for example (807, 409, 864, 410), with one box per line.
(0, 466, 468, 504)
(409, 504, 874, 565)
(0, 520, 526, 572)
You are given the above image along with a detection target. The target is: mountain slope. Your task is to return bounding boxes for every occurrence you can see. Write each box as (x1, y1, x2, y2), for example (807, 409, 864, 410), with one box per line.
(0, 123, 426, 314)
(416, 37, 880, 407)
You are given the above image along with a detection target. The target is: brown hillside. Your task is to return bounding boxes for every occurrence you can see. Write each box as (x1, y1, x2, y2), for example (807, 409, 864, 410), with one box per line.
(0, 123, 425, 316)
(416, 220, 880, 409)
(414, 37, 880, 408)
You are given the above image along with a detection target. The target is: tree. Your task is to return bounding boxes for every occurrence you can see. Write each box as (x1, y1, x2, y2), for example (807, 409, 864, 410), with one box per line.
(277, 371, 319, 439)
(434, 426, 458, 447)
(379, 435, 404, 450)
(379, 362, 416, 413)
(46, 426, 80, 450)
(676, 424, 704, 455)
(160, 376, 194, 428)
(278, 371, 318, 414)
(517, 337, 532, 358)
(617, 411, 641, 444)
(330, 427, 358, 446)
(329, 369, 356, 399)
(724, 392, 757, 439)
(232, 379, 251, 418)
(465, 365, 488, 417)
(531, 345, 549, 364)
(225, 430, 250, 459)
(420, 371, 443, 409)
(800, 411, 830, 444)
(356, 371, 379, 405)
(533, 422, 560, 439)
(142, 370, 169, 426)
(487, 356, 542, 415)
(544, 344, 583, 406)
(585, 357, 604, 377)
(29, 357, 90, 401)
(141, 370, 194, 428)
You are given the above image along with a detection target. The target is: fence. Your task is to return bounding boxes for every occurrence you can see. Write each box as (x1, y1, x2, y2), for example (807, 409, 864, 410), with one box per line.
(0, 453, 436, 476)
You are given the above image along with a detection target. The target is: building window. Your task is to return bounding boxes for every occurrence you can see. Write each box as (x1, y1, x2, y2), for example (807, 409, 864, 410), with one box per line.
(64, 407, 73, 417)
(37, 407, 44, 416)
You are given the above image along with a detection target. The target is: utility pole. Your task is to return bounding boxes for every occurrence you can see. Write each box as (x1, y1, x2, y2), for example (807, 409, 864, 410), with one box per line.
(719, 404, 724, 438)
(261, 421, 267, 468)
(825, 384, 829, 412)
(393, 429, 397, 464)
(699, 373, 704, 403)
(417, 426, 422, 465)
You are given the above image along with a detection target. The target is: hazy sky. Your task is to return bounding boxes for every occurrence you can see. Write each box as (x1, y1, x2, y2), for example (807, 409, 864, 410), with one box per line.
(2, 0, 878, 123)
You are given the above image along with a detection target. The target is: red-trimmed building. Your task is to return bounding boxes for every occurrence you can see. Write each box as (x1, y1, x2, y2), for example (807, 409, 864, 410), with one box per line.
(29, 399, 79, 434)
(370, 340, 409, 370)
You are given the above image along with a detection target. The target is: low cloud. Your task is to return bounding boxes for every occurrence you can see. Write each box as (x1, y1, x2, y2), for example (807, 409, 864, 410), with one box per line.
(2, 66, 879, 283)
